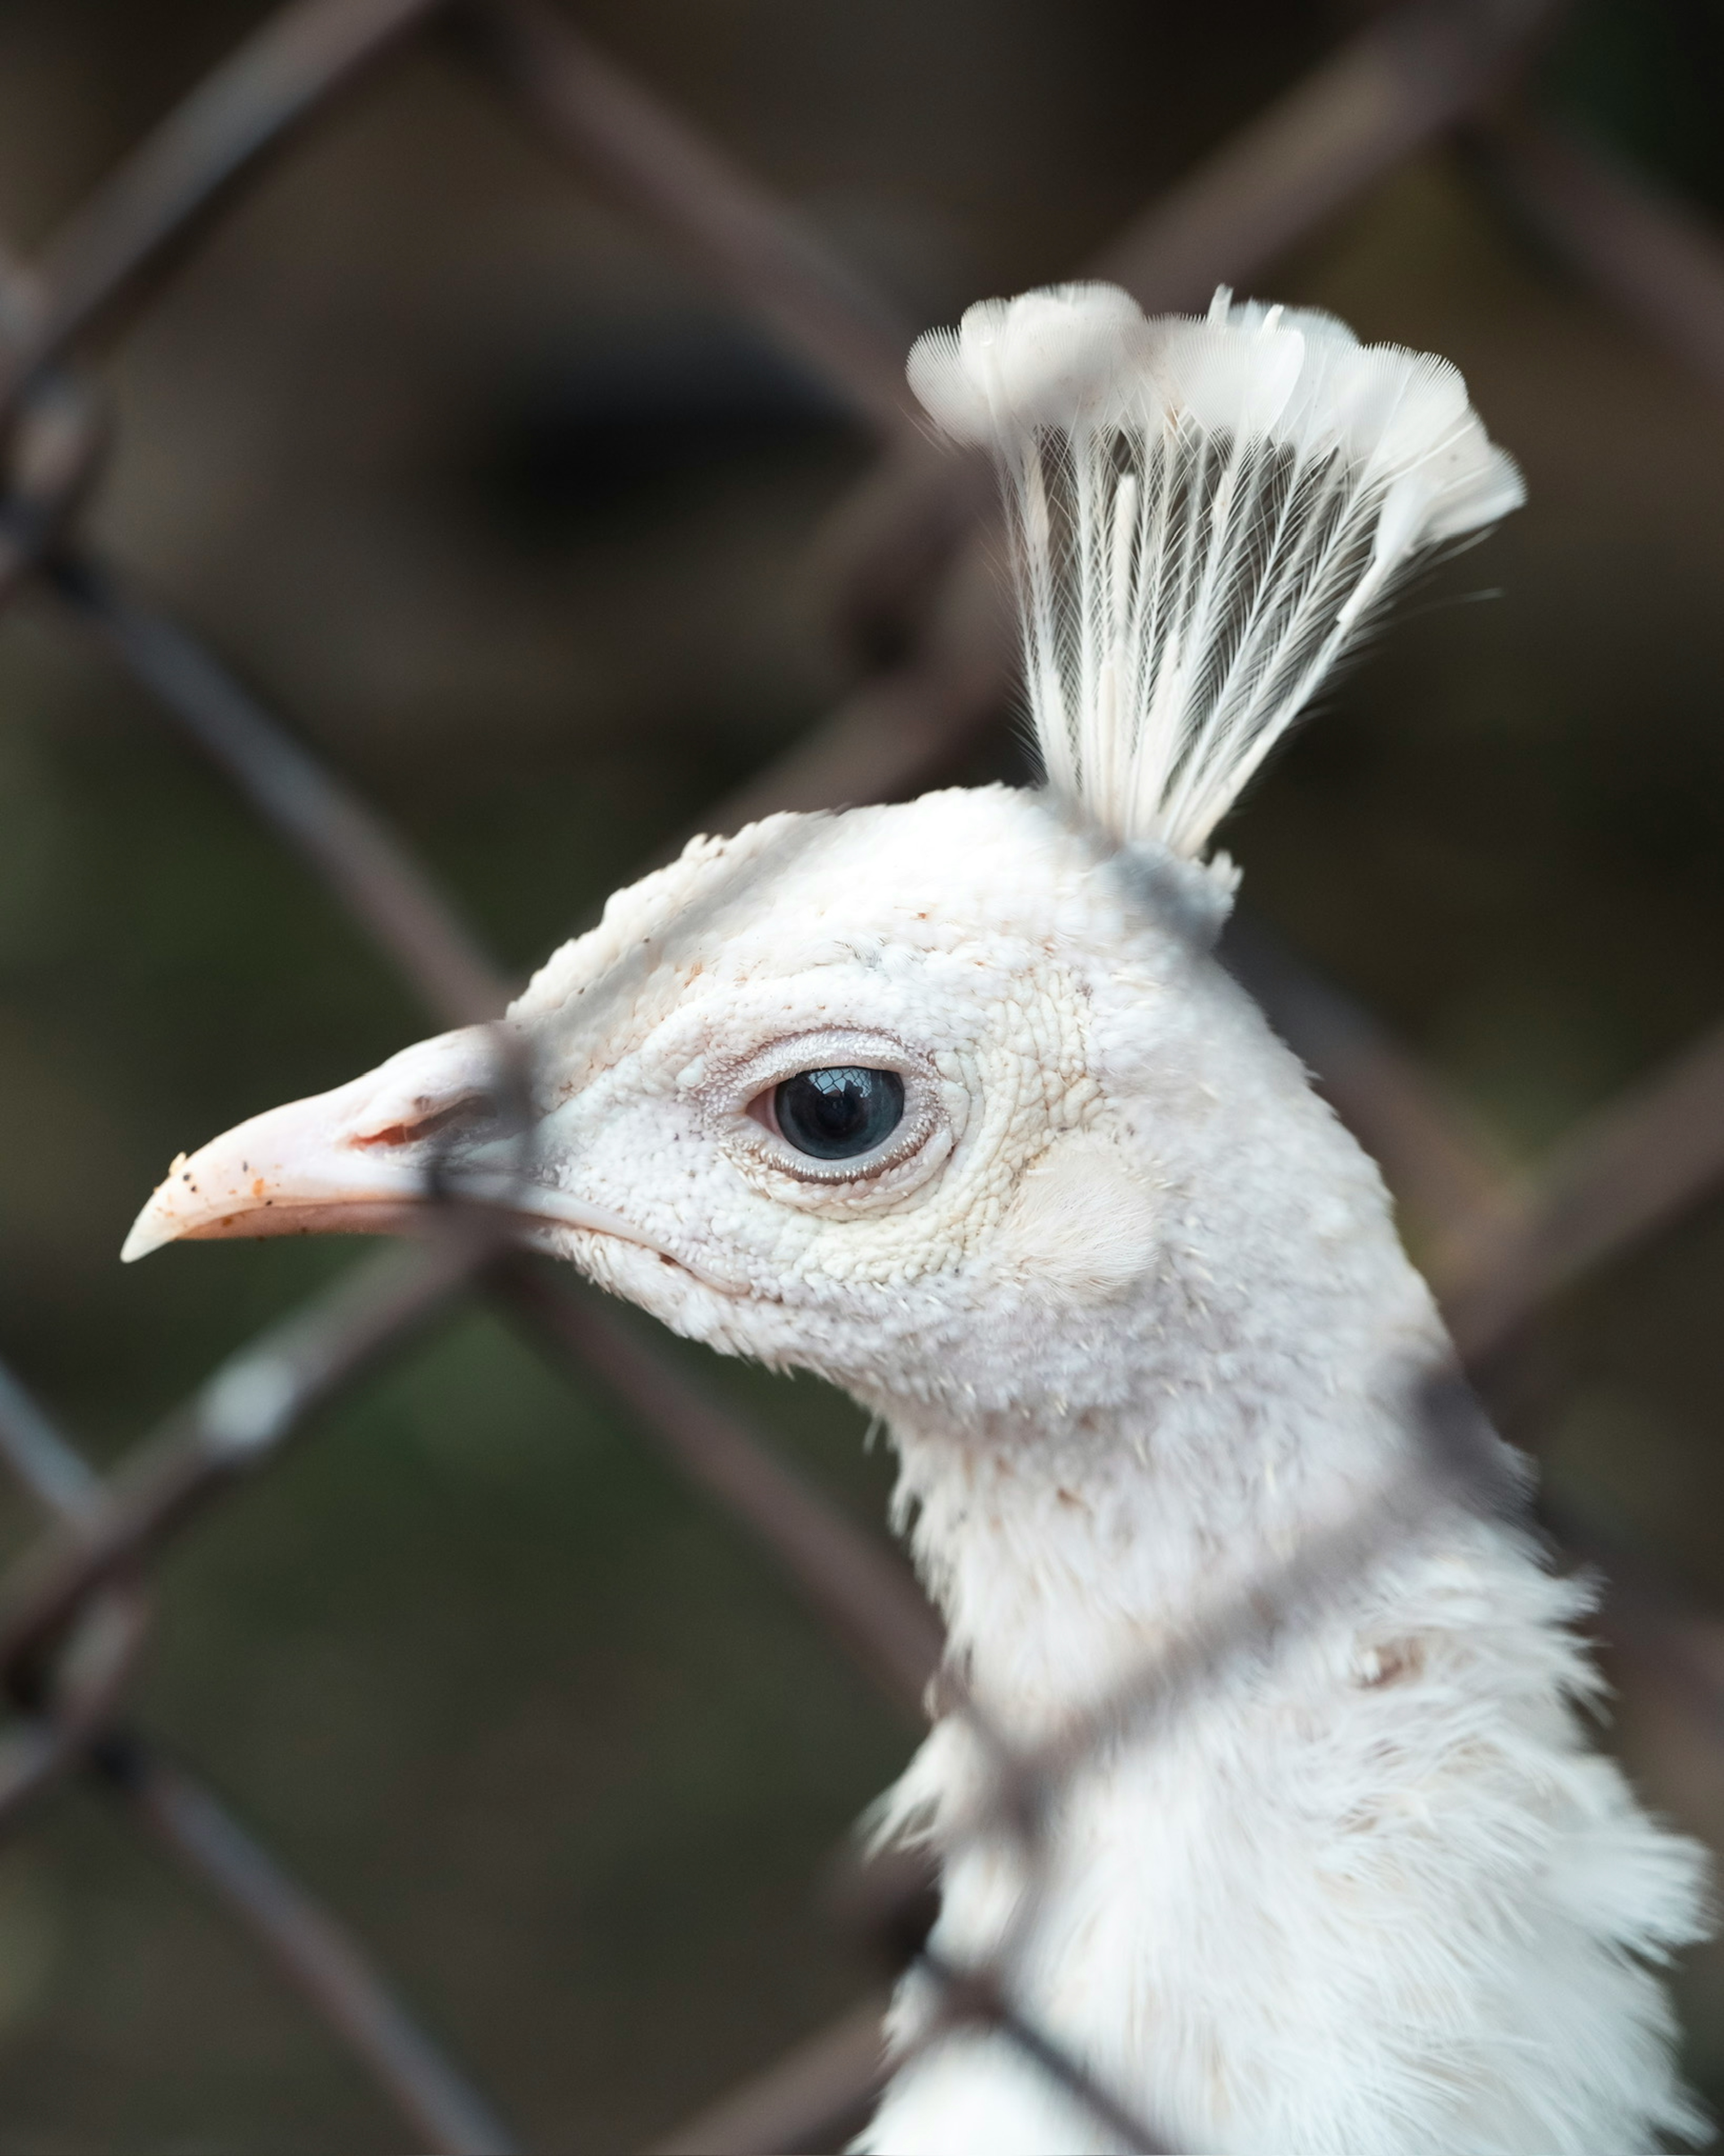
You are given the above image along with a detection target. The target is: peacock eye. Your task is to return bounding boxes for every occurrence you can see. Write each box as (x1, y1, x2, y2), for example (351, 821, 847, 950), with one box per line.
(771, 1067, 905, 1160)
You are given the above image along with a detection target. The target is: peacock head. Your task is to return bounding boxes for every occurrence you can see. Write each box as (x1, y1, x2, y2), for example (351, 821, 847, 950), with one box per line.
(120, 283, 1521, 1432)
(118, 787, 1250, 1424)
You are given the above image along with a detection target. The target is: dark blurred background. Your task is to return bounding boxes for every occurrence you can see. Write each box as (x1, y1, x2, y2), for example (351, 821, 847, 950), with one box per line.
(1, 0, 1724, 2147)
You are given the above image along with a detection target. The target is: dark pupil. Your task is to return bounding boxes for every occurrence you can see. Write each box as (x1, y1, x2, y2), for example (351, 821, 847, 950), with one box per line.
(774, 1067, 905, 1160)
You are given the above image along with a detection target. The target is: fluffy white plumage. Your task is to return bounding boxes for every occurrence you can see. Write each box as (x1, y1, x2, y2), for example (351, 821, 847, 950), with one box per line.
(910, 282, 1524, 852)
(123, 287, 1707, 2154)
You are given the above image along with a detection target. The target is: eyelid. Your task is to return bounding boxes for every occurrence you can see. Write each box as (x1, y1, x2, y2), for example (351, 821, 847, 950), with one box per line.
(706, 1031, 941, 1187)
(706, 1028, 928, 1113)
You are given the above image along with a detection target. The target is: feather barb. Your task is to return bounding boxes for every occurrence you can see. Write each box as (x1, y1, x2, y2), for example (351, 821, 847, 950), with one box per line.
(907, 283, 1523, 856)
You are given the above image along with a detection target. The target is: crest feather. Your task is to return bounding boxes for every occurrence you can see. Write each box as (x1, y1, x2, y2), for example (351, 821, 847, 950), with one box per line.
(908, 283, 1523, 856)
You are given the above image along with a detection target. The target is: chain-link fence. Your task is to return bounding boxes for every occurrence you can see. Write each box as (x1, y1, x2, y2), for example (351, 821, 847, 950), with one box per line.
(2, 0, 1724, 2147)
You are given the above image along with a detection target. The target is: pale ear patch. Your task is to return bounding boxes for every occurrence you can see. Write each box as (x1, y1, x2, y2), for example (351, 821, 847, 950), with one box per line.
(998, 1129, 1160, 1299)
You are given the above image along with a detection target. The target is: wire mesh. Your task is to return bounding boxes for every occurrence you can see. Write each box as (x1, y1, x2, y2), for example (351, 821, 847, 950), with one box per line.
(0, 0, 1721, 2148)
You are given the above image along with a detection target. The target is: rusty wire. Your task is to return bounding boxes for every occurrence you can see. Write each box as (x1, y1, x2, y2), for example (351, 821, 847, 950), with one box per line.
(0, 0, 1721, 2148)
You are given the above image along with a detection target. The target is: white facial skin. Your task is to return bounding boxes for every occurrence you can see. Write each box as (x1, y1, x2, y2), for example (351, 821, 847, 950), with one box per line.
(514, 790, 1148, 1395)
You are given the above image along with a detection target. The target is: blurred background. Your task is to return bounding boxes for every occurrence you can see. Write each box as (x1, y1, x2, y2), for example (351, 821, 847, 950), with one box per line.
(1, 0, 1724, 2146)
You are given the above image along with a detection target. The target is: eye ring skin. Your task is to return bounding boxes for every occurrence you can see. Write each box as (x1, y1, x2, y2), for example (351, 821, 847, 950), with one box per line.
(695, 1027, 961, 1204)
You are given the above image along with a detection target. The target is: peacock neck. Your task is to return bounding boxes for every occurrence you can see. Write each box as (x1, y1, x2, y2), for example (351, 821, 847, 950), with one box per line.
(885, 1407, 1385, 1726)
(880, 1221, 1450, 1726)
(855, 958, 1459, 1723)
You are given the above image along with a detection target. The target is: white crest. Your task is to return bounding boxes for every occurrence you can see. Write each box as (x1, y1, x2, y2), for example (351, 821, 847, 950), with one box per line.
(908, 282, 1524, 856)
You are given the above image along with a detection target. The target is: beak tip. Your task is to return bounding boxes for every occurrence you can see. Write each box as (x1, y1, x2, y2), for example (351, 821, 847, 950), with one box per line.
(120, 1206, 172, 1264)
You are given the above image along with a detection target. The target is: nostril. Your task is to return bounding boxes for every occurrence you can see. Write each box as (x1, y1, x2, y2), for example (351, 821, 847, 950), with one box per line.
(349, 1096, 488, 1150)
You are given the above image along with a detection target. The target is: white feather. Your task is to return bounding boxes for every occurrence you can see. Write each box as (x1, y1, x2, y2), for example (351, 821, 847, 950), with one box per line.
(908, 283, 1524, 856)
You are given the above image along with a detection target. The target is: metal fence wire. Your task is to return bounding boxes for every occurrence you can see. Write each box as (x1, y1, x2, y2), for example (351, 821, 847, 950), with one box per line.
(2, 0, 1724, 2149)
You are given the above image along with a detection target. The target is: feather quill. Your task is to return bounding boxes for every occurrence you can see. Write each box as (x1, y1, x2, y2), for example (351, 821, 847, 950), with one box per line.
(908, 283, 1524, 855)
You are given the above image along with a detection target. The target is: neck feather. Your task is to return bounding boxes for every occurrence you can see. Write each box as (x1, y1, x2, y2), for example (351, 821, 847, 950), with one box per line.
(882, 971, 1451, 1722)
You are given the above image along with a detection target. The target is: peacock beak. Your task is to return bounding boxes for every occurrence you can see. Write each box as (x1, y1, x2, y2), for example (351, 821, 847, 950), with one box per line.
(119, 1026, 672, 1270)
(121, 1027, 512, 1261)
